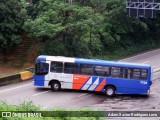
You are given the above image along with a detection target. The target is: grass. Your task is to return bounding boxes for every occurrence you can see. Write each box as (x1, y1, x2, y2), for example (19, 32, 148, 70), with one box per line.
(0, 61, 27, 78)
(93, 43, 160, 61)
(0, 71, 21, 78)
(0, 101, 105, 120)
(0, 65, 22, 78)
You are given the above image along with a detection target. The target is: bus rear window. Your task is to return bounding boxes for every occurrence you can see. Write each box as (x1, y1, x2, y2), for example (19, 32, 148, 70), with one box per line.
(35, 62, 49, 75)
(141, 69, 148, 80)
(131, 69, 141, 79)
(126, 68, 148, 80)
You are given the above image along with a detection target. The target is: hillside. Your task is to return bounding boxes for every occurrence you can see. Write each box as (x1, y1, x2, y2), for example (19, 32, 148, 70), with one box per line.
(1, 0, 160, 75)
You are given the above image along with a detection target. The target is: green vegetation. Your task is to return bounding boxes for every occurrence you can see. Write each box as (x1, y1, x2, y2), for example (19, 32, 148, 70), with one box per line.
(0, 0, 26, 62)
(1, 0, 160, 61)
(0, 101, 105, 120)
(24, 0, 160, 59)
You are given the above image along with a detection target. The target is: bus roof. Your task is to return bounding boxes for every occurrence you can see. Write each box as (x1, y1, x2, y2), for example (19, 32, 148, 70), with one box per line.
(75, 58, 150, 68)
(37, 55, 151, 69)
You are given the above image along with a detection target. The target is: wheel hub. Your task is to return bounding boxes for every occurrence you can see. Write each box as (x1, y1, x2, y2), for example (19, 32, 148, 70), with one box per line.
(107, 88, 113, 95)
(54, 84, 59, 89)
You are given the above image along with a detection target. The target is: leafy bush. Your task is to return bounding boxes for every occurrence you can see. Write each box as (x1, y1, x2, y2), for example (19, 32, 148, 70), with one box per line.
(0, 101, 105, 120)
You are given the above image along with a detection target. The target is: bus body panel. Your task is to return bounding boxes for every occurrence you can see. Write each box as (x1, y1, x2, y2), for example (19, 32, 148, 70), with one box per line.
(34, 74, 49, 86)
(34, 75, 45, 86)
(48, 72, 73, 89)
(116, 87, 148, 94)
(34, 60, 49, 87)
(106, 77, 149, 94)
(33, 55, 152, 95)
(72, 74, 90, 90)
(60, 74, 73, 89)
(106, 78, 149, 89)
(77, 75, 106, 91)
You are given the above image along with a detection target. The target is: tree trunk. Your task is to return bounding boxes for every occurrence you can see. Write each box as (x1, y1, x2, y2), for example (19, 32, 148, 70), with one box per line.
(80, 0, 85, 5)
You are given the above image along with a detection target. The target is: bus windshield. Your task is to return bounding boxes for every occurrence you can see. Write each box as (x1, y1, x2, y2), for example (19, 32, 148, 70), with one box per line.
(35, 62, 49, 75)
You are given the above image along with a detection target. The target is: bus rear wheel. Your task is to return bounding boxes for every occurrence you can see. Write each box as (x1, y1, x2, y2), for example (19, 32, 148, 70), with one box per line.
(105, 86, 115, 97)
(51, 81, 61, 91)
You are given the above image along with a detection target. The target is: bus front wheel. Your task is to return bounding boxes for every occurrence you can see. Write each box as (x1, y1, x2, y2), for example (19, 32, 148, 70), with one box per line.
(105, 86, 115, 97)
(51, 81, 61, 91)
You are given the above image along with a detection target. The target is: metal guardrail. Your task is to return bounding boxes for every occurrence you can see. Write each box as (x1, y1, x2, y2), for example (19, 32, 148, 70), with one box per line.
(126, 1, 160, 10)
(25, 67, 34, 71)
(25, 67, 34, 73)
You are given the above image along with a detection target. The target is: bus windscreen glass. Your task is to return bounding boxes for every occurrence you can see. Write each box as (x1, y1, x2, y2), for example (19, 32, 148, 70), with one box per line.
(35, 62, 49, 75)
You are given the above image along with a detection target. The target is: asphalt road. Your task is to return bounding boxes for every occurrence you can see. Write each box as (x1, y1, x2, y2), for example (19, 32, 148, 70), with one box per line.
(0, 48, 160, 114)
(119, 48, 160, 70)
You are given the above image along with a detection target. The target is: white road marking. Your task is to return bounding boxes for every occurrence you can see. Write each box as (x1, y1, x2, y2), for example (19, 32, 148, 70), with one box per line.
(60, 93, 93, 104)
(32, 90, 50, 97)
(152, 66, 157, 72)
(78, 94, 93, 100)
(59, 93, 93, 105)
(142, 61, 150, 64)
(78, 93, 88, 98)
(152, 66, 156, 68)
(0, 83, 32, 94)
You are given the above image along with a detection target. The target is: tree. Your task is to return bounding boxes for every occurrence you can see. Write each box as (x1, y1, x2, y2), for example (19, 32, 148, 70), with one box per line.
(25, 0, 104, 57)
(101, 0, 149, 52)
(24, 0, 160, 59)
(0, 0, 26, 63)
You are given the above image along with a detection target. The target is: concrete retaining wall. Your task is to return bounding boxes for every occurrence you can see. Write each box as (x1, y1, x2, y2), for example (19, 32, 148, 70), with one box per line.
(20, 71, 33, 81)
(0, 74, 21, 86)
(0, 71, 33, 87)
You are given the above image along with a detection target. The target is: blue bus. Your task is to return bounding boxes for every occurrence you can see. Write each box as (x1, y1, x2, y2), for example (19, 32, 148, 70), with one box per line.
(34, 55, 152, 96)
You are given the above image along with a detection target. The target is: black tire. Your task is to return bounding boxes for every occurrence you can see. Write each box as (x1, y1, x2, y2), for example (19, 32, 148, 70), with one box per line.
(51, 81, 61, 91)
(105, 86, 115, 97)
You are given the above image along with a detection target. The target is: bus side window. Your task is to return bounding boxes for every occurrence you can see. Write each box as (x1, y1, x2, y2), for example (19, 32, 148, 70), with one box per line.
(50, 61, 63, 73)
(79, 64, 94, 75)
(130, 68, 141, 80)
(111, 67, 124, 78)
(141, 69, 148, 80)
(94, 65, 110, 76)
(64, 63, 79, 74)
(125, 68, 130, 79)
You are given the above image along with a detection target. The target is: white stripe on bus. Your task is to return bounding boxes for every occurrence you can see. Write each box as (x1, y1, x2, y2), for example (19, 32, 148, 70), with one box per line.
(46, 56, 75, 63)
(88, 77, 99, 91)
(81, 77, 92, 90)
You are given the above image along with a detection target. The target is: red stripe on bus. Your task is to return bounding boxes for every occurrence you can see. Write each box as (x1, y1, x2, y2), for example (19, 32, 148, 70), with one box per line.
(72, 75, 90, 90)
(95, 78, 106, 91)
